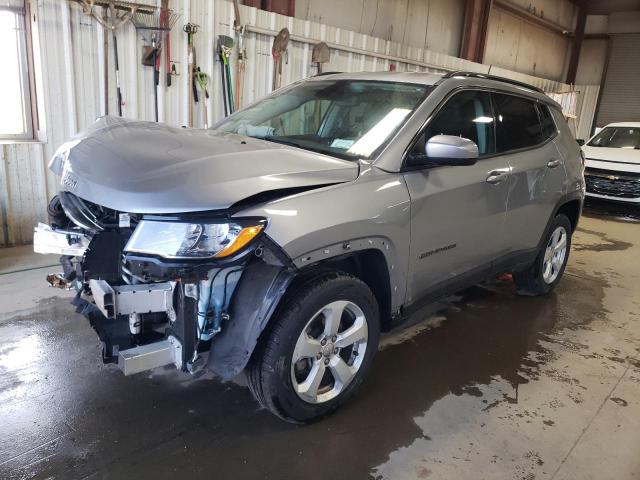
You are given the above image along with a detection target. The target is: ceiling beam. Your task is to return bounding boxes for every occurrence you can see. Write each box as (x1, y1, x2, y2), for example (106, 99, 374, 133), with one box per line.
(494, 0, 573, 36)
(459, 0, 493, 63)
(566, 3, 587, 84)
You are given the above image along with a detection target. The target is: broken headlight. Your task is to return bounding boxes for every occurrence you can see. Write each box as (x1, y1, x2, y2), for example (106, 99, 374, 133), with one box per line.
(124, 220, 264, 259)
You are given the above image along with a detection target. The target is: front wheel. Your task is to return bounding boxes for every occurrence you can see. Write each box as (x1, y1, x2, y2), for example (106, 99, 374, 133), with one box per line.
(247, 272, 380, 423)
(514, 214, 572, 296)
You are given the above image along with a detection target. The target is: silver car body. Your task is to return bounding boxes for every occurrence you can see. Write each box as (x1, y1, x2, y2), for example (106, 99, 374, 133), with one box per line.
(35, 71, 585, 377)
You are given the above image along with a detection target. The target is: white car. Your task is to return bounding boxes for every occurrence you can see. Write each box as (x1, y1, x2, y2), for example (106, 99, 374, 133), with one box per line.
(581, 122, 640, 203)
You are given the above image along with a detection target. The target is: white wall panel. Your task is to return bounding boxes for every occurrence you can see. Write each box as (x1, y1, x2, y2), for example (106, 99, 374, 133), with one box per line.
(575, 85, 599, 140)
(0, 0, 595, 246)
(295, 0, 466, 56)
(575, 38, 607, 85)
(485, 7, 572, 81)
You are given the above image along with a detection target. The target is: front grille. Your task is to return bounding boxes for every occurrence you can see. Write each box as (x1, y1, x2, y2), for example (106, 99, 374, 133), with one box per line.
(585, 168, 640, 199)
(58, 191, 136, 231)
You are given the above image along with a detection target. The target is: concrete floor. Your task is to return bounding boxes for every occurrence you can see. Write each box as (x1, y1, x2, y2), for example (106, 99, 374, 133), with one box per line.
(1, 201, 639, 480)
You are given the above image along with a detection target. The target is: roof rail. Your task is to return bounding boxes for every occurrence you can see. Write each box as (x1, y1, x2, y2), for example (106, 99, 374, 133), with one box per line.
(442, 71, 545, 94)
(314, 71, 343, 77)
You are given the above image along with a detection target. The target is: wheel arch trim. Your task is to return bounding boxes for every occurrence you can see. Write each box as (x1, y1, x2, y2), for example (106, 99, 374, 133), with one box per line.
(207, 242, 396, 378)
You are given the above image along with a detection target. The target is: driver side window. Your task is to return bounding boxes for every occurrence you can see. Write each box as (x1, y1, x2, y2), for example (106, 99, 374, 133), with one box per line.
(422, 90, 496, 156)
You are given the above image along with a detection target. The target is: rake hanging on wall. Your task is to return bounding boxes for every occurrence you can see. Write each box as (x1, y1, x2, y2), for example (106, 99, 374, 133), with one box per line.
(72, 0, 155, 116)
(131, 5, 181, 122)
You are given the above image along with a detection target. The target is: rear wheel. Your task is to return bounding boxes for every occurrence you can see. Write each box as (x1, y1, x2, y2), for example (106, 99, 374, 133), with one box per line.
(514, 214, 572, 296)
(247, 272, 380, 423)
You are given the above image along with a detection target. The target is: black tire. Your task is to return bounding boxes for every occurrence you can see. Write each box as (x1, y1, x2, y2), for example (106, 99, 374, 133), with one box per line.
(247, 271, 380, 423)
(514, 214, 572, 296)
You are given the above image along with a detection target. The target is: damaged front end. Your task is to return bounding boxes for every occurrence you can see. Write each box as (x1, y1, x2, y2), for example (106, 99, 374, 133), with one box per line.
(35, 192, 294, 378)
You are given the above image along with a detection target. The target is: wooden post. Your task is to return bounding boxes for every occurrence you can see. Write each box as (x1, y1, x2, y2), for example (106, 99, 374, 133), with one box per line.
(566, 5, 587, 85)
(459, 0, 492, 63)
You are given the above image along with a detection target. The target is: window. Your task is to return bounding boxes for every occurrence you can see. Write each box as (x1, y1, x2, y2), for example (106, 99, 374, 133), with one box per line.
(537, 103, 557, 139)
(1, 1, 35, 141)
(216, 80, 430, 160)
(421, 90, 496, 155)
(587, 127, 640, 149)
(493, 93, 543, 152)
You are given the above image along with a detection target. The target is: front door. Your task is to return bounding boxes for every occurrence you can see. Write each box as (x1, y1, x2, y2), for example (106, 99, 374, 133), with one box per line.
(403, 89, 511, 304)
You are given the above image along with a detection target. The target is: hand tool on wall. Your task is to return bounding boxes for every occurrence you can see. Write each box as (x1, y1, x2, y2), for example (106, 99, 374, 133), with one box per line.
(271, 28, 290, 91)
(218, 35, 235, 116)
(132, 7, 181, 122)
(192, 45, 200, 106)
(232, 0, 246, 110)
(74, 0, 144, 116)
(184, 23, 199, 127)
(141, 34, 160, 121)
(160, 0, 172, 88)
(113, 32, 123, 116)
(194, 68, 210, 128)
(193, 63, 199, 105)
(312, 41, 330, 75)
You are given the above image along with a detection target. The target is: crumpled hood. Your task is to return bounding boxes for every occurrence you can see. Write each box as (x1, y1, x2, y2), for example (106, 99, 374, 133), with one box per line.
(54, 116, 359, 213)
(583, 145, 640, 174)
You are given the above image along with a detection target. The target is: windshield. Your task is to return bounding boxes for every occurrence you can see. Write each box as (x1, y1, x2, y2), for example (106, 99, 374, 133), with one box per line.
(588, 127, 640, 149)
(214, 80, 430, 160)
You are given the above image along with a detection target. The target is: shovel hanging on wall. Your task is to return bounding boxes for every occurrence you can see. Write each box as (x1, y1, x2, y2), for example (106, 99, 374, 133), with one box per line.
(271, 28, 290, 90)
(311, 41, 330, 75)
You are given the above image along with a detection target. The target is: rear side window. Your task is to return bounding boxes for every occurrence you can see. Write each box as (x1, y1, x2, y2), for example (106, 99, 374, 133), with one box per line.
(537, 104, 557, 139)
(422, 90, 496, 155)
(493, 93, 543, 152)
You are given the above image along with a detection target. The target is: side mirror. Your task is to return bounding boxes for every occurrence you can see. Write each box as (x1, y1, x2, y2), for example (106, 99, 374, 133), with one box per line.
(424, 135, 479, 166)
(576, 139, 585, 146)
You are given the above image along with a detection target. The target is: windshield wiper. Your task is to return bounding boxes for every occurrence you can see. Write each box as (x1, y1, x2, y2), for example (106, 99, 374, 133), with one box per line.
(261, 136, 356, 161)
(262, 136, 306, 149)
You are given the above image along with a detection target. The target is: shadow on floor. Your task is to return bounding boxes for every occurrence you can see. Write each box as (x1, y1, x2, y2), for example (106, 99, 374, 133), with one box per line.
(0, 267, 607, 479)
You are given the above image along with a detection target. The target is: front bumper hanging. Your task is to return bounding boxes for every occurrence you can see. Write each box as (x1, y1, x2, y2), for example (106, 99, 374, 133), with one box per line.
(33, 222, 90, 256)
(35, 217, 294, 379)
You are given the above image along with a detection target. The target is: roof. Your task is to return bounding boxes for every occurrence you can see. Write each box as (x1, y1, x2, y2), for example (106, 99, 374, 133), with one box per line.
(307, 70, 558, 109)
(307, 71, 444, 86)
(604, 122, 640, 128)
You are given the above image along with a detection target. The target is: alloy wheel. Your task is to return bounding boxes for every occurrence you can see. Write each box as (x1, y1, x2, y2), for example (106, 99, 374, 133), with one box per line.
(542, 225, 568, 284)
(290, 300, 368, 404)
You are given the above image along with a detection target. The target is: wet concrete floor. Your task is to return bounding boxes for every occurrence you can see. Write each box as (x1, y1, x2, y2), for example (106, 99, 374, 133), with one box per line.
(1, 201, 639, 479)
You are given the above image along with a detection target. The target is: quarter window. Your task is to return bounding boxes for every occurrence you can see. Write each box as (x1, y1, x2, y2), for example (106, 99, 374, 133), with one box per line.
(493, 94, 543, 152)
(537, 103, 557, 139)
(422, 90, 496, 155)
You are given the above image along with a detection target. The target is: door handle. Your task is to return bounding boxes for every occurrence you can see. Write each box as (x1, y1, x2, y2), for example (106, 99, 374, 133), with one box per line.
(547, 158, 561, 168)
(486, 168, 510, 184)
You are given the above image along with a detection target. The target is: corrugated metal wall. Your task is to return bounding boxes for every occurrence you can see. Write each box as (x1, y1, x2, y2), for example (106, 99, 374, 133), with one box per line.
(575, 85, 600, 141)
(0, 0, 598, 247)
(596, 34, 640, 127)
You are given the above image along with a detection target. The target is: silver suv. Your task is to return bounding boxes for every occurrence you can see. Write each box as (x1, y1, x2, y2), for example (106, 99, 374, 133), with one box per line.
(34, 71, 585, 422)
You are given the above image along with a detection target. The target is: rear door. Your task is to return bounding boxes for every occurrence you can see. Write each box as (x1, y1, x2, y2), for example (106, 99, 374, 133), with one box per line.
(403, 89, 511, 303)
(493, 93, 567, 253)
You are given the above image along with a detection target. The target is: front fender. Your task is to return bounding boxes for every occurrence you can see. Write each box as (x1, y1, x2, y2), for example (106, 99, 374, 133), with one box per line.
(234, 166, 411, 312)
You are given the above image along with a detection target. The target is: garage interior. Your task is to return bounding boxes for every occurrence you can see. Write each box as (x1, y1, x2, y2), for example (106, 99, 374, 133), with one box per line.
(1, 0, 640, 479)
